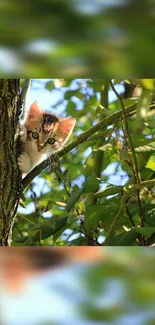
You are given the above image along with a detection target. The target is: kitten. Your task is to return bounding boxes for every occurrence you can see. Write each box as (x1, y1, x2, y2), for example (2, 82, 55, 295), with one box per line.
(18, 102, 76, 175)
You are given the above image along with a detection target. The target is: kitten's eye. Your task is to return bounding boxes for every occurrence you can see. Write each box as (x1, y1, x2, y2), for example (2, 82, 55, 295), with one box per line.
(47, 138, 55, 144)
(32, 132, 39, 139)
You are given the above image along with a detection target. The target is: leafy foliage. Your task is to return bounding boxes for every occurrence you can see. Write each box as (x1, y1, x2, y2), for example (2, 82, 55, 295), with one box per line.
(12, 79, 155, 246)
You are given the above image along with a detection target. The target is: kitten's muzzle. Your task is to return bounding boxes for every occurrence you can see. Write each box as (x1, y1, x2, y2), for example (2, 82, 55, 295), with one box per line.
(37, 143, 44, 151)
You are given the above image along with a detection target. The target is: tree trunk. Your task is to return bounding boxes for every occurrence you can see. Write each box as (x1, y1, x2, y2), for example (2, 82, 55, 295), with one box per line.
(0, 79, 21, 245)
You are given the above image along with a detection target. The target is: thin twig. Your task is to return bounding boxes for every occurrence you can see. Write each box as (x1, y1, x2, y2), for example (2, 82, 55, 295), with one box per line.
(103, 195, 126, 245)
(110, 80, 140, 183)
(80, 229, 102, 246)
(126, 204, 135, 227)
(110, 81, 145, 242)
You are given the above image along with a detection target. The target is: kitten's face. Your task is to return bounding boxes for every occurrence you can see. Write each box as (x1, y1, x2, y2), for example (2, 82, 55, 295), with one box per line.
(24, 102, 76, 154)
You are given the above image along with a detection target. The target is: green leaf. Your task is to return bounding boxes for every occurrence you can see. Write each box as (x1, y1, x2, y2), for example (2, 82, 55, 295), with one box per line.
(119, 149, 129, 162)
(86, 95, 99, 106)
(84, 203, 117, 230)
(96, 105, 112, 117)
(45, 80, 55, 91)
(83, 176, 100, 194)
(134, 227, 155, 238)
(108, 229, 137, 246)
(135, 89, 152, 128)
(74, 90, 85, 100)
(135, 142, 155, 153)
(94, 185, 124, 198)
(146, 155, 155, 171)
(29, 215, 68, 240)
(64, 90, 74, 99)
(66, 100, 77, 114)
(141, 79, 155, 91)
(52, 225, 68, 242)
(87, 80, 102, 92)
(66, 182, 87, 212)
(85, 204, 105, 230)
(143, 205, 155, 226)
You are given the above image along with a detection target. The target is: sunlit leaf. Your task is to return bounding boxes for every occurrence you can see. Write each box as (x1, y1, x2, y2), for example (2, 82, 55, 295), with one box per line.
(146, 155, 155, 171)
(135, 142, 155, 153)
(141, 79, 155, 91)
(94, 186, 124, 198)
(134, 227, 155, 238)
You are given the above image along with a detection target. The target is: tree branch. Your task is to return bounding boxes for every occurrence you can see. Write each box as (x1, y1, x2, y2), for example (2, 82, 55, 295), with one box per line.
(22, 102, 155, 190)
(20, 79, 31, 119)
(103, 194, 126, 246)
(110, 80, 141, 183)
(110, 81, 145, 244)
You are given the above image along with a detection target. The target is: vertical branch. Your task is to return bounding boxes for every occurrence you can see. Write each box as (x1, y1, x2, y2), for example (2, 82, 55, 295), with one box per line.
(110, 81, 140, 183)
(93, 82, 109, 185)
(103, 194, 126, 246)
(110, 81, 145, 237)
(20, 79, 31, 119)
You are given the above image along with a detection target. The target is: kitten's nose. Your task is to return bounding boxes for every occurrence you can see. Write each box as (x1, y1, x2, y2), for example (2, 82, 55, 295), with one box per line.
(37, 143, 44, 151)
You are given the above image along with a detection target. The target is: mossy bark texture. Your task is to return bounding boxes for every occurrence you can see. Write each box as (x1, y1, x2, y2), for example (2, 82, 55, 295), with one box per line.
(0, 79, 21, 245)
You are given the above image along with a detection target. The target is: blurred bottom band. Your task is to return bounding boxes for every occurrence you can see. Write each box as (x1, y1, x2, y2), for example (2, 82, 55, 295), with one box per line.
(0, 247, 103, 293)
(0, 247, 155, 325)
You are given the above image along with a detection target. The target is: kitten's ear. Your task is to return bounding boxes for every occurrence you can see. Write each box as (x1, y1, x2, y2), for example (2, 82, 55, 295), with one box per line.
(58, 117, 76, 139)
(28, 102, 42, 119)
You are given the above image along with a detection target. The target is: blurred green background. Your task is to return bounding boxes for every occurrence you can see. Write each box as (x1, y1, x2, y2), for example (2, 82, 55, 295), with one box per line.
(0, 0, 155, 77)
(1, 247, 155, 325)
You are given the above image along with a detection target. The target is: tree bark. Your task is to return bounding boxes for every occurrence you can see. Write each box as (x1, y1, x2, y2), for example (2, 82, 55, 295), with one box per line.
(0, 79, 21, 246)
